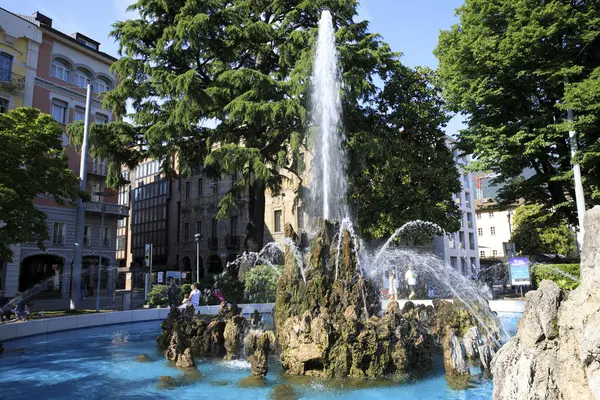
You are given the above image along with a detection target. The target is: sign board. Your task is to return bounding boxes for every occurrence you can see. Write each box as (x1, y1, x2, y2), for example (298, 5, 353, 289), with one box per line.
(166, 271, 182, 283)
(181, 272, 187, 280)
(509, 257, 530, 286)
(157, 272, 164, 283)
(144, 244, 152, 267)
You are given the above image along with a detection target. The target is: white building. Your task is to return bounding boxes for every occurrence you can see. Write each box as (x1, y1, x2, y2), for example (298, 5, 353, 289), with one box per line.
(433, 138, 480, 275)
(475, 199, 514, 260)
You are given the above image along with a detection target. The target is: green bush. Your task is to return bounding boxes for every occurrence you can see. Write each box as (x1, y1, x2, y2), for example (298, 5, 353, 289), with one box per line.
(148, 285, 168, 306)
(531, 264, 580, 291)
(244, 264, 282, 303)
(214, 270, 244, 304)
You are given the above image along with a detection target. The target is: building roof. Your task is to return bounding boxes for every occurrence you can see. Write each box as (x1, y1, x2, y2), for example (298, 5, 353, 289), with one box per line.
(11, 10, 117, 62)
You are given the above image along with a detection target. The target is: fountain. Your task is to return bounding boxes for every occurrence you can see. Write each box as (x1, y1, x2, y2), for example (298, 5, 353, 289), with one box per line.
(308, 10, 347, 222)
(155, 10, 504, 386)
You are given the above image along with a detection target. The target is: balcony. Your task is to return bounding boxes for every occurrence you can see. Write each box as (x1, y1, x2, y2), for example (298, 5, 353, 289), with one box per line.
(225, 235, 240, 249)
(85, 201, 129, 217)
(0, 68, 25, 93)
(208, 237, 218, 249)
(89, 159, 107, 176)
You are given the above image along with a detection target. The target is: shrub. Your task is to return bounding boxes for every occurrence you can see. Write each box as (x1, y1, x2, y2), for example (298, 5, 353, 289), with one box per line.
(148, 285, 168, 306)
(531, 264, 580, 291)
(244, 264, 282, 303)
(214, 269, 244, 304)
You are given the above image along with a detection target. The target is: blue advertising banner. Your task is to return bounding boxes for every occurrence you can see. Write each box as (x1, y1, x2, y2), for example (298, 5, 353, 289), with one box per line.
(509, 257, 530, 286)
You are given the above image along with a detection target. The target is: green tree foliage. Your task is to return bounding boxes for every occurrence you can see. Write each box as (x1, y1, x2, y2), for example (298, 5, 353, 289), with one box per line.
(531, 263, 580, 291)
(348, 66, 461, 239)
(512, 204, 576, 256)
(148, 284, 168, 306)
(0, 108, 81, 261)
(435, 0, 600, 227)
(244, 264, 282, 303)
(67, 0, 395, 252)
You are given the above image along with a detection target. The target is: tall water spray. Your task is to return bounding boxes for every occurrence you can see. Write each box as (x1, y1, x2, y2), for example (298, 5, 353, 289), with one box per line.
(310, 10, 347, 221)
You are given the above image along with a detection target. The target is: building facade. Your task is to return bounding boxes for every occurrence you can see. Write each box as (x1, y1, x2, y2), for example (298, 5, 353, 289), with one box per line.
(1, 10, 124, 297)
(433, 140, 480, 275)
(115, 159, 180, 287)
(178, 171, 249, 281)
(475, 200, 514, 261)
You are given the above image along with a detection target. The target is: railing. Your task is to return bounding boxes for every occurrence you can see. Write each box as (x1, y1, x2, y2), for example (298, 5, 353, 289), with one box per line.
(0, 68, 25, 91)
(89, 159, 107, 176)
(208, 237, 218, 249)
(85, 201, 129, 217)
(225, 235, 240, 249)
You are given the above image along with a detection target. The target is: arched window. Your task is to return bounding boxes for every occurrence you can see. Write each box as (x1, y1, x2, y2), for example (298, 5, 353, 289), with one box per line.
(51, 59, 70, 82)
(74, 68, 91, 88)
(96, 77, 111, 93)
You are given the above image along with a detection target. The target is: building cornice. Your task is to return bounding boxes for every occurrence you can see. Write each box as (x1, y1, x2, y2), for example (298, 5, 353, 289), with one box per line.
(34, 76, 103, 108)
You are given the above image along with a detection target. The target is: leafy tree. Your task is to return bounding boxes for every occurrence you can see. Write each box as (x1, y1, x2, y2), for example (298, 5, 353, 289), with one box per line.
(512, 204, 576, 256)
(0, 108, 81, 261)
(68, 0, 395, 252)
(348, 66, 461, 239)
(435, 0, 600, 227)
(244, 264, 282, 303)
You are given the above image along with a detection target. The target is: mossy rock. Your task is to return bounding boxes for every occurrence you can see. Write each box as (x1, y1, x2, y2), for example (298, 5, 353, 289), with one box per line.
(270, 383, 299, 400)
(157, 376, 177, 389)
(135, 354, 151, 362)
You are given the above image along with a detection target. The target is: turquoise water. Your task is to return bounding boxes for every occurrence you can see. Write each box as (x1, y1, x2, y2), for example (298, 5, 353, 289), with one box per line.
(0, 313, 521, 399)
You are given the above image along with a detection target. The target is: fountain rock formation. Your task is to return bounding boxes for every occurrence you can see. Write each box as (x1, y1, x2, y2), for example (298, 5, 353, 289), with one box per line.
(274, 220, 435, 378)
(492, 206, 600, 400)
(245, 330, 275, 377)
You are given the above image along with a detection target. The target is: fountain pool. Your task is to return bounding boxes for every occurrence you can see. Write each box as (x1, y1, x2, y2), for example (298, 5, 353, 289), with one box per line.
(0, 312, 520, 399)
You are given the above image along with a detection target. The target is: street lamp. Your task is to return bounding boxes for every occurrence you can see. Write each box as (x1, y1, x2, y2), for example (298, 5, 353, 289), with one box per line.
(194, 233, 202, 283)
(94, 191, 114, 312)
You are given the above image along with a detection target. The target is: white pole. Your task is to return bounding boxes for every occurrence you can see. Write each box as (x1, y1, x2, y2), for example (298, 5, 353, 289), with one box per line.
(71, 84, 93, 310)
(95, 207, 105, 312)
(567, 107, 587, 250)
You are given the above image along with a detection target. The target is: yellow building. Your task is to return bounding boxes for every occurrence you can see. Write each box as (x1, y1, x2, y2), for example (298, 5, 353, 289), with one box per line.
(0, 7, 41, 111)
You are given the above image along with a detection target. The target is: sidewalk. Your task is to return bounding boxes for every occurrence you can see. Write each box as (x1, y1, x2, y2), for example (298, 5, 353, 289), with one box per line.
(29, 291, 147, 312)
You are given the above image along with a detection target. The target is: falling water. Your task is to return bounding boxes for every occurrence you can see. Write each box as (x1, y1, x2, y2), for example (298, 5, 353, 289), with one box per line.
(310, 10, 347, 221)
(230, 239, 307, 284)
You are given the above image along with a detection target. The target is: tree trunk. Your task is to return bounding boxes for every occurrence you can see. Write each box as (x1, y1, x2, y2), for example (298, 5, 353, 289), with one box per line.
(245, 180, 266, 253)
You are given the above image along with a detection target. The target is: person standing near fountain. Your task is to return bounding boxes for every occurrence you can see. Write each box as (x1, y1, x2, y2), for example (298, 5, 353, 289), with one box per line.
(388, 269, 398, 302)
(405, 266, 418, 299)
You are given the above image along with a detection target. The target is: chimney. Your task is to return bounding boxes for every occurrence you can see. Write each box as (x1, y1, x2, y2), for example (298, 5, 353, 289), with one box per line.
(32, 11, 52, 27)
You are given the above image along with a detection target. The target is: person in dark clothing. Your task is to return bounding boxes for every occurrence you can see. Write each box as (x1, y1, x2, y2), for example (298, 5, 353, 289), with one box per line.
(0, 291, 10, 322)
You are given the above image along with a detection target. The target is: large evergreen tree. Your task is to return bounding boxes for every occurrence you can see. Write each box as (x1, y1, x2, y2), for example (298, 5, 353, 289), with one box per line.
(0, 108, 81, 261)
(73, 0, 395, 251)
(435, 0, 600, 227)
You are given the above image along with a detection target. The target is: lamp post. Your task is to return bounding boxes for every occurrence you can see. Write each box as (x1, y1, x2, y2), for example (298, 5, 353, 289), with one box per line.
(71, 84, 93, 310)
(194, 233, 202, 283)
(94, 191, 113, 312)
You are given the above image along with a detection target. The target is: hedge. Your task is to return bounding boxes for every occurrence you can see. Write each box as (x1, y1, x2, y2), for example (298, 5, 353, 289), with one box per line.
(531, 264, 580, 291)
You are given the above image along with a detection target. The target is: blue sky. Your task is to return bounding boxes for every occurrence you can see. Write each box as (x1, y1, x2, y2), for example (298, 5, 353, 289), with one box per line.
(3, 0, 466, 134)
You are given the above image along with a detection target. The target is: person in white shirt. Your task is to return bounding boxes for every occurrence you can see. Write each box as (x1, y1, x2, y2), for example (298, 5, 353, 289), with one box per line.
(180, 283, 200, 310)
(405, 266, 417, 300)
(388, 269, 398, 302)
